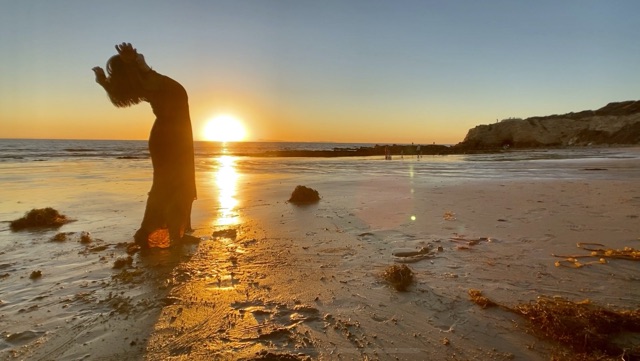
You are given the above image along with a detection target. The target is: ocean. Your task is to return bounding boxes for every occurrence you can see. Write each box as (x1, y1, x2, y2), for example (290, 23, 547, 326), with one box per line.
(1, 139, 639, 180)
(0, 139, 381, 162)
(5, 138, 639, 236)
(1, 138, 639, 228)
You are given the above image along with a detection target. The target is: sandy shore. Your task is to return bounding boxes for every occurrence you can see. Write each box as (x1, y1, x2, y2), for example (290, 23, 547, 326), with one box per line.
(1, 152, 640, 360)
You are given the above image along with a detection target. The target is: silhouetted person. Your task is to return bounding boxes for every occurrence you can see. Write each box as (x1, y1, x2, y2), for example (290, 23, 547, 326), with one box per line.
(93, 43, 197, 247)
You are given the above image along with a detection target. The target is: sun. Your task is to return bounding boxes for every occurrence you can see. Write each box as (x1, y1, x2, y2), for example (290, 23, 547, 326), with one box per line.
(203, 114, 247, 142)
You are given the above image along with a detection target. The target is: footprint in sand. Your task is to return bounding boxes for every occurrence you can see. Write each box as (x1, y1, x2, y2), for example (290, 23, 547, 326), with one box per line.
(391, 245, 438, 263)
(230, 300, 321, 341)
(357, 232, 377, 242)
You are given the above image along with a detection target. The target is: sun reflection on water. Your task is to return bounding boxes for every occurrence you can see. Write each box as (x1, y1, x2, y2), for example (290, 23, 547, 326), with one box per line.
(213, 155, 240, 227)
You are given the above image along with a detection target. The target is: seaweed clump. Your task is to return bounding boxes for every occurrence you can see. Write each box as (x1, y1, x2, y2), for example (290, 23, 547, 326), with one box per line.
(243, 350, 311, 361)
(80, 231, 93, 244)
(29, 270, 42, 279)
(468, 289, 498, 309)
(10, 208, 71, 231)
(51, 232, 69, 242)
(382, 264, 414, 291)
(553, 242, 640, 268)
(113, 256, 133, 269)
(288, 185, 320, 205)
(469, 290, 640, 359)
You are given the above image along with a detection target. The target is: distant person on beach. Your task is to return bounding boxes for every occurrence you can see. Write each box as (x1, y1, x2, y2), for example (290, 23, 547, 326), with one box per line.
(92, 43, 197, 247)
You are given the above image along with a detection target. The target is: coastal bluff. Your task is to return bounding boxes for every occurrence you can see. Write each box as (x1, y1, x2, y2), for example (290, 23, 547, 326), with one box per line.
(239, 100, 640, 158)
(457, 100, 640, 149)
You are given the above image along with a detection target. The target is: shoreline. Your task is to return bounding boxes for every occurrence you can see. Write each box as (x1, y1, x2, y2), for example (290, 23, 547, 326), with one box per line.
(235, 144, 640, 158)
(4, 138, 639, 161)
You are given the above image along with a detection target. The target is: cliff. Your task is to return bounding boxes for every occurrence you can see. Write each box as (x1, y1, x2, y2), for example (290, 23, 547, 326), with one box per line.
(457, 100, 640, 149)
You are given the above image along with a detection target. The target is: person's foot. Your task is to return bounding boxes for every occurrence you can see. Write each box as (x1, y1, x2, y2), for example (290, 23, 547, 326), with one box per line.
(126, 242, 142, 255)
(180, 234, 202, 243)
(133, 228, 150, 249)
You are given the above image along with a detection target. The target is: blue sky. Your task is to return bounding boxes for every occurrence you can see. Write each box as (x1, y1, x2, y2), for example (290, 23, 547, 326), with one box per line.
(1, 0, 639, 143)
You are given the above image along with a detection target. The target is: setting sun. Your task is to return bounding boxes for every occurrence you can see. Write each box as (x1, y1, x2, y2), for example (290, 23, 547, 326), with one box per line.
(203, 114, 247, 142)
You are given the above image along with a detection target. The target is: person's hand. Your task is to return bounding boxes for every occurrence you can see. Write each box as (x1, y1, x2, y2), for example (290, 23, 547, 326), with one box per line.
(92, 66, 106, 84)
(115, 42, 138, 63)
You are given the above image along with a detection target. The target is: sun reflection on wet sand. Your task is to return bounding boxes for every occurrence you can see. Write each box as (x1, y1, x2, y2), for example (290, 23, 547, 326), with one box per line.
(213, 155, 240, 227)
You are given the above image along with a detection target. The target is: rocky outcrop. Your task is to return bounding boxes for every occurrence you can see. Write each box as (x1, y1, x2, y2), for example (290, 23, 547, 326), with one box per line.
(254, 143, 457, 157)
(457, 100, 640, 149)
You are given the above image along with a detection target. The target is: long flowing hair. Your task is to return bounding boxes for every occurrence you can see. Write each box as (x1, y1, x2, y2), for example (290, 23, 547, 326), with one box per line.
(104, 55, 146, 107)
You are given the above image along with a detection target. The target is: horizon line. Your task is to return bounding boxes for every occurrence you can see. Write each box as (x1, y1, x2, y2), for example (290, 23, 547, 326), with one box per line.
(0, 137, 455, 145)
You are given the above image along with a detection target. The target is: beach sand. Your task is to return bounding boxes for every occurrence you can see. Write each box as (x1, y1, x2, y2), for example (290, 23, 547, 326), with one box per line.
(1, 153, 640, 360)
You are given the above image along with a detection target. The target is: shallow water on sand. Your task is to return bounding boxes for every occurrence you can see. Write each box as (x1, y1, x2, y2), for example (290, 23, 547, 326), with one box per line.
(230, 147, 640, 181)
(1, 145, 640, 359)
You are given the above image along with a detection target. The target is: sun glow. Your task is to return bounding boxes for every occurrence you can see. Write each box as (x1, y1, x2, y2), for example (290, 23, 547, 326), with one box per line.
(203, 114, 247, 142)
(214, 155, 239, 227)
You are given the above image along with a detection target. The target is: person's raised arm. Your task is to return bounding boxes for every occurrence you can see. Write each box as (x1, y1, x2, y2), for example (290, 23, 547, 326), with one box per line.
(92, 66, 111, 91)
(116, 42, 152, 73)
(92, 66, 106, 84)
(115, 42, 138, 63)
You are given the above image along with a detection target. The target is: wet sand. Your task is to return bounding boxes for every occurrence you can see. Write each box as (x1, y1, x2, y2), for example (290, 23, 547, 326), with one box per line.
(1, 153, 640, 360)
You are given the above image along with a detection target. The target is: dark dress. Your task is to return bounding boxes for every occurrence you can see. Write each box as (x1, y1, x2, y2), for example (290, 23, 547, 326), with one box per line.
(134, 72, 197, 247)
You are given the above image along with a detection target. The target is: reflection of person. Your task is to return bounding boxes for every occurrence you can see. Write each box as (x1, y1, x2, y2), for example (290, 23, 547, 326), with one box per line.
(92, 43, 197, 247)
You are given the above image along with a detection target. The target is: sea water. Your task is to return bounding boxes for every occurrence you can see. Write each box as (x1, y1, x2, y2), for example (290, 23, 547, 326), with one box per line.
(0, 139, 638, 202)
(2, 139, 639, 226)
(0, 138, 636, 160)
(0, 139, 380, 161)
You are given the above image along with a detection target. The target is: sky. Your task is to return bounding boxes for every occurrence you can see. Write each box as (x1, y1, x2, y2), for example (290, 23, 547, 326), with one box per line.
(1, 0, 639, 144)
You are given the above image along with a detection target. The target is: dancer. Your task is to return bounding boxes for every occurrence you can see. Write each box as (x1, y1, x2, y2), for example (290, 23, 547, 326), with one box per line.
(92, 43, 197, 247)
